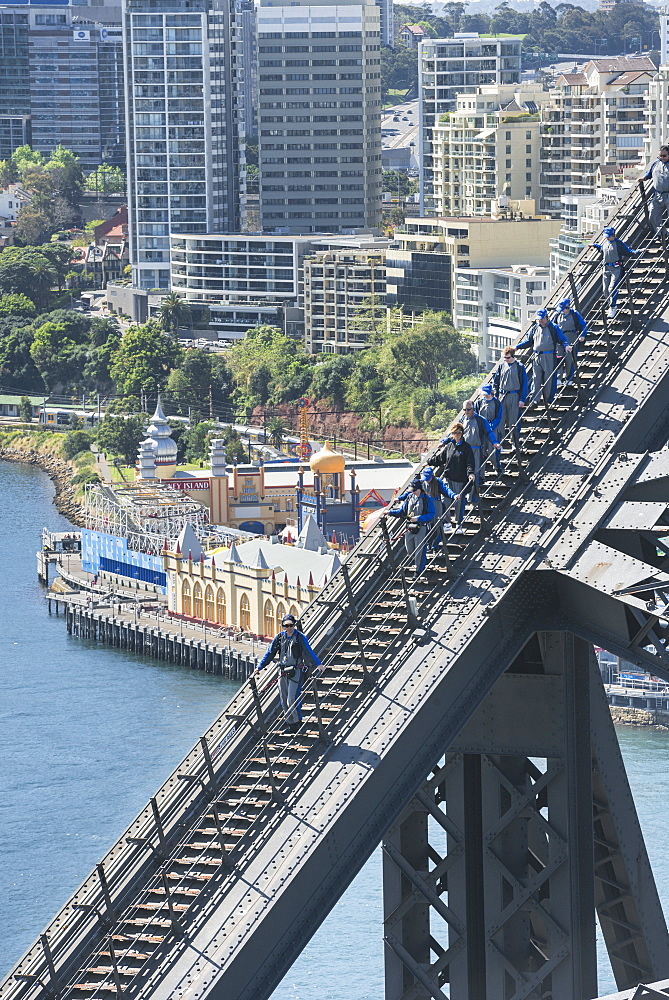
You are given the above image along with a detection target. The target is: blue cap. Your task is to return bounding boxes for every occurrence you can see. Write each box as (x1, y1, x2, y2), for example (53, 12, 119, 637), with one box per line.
(481, 384, 493, 395)
(410, 477, 422, 490)
(558, 298, 570, 309)
(422, 466, 434, 481)
(604, 226, 615, 237)
(535, 308, 548, 319)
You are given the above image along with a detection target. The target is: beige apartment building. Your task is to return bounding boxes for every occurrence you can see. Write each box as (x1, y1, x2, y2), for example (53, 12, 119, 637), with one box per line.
(386, 214, 560, 318)
(302, 246, 386, 354)
(430, 84, 546, 217)
(539, 57, 655, 216)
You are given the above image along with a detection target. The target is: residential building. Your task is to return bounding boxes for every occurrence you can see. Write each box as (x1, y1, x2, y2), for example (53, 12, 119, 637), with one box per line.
(0, 4, 125, 167)
(169, 231, 386, 343)
(539, 57, 654, 217)
(645, 63, 669, 164)
(549, 180, 632, 285)
(386, 214, 560, 317)
(124, 0, 244, 290)
(170, 233, 315, 341)
(0, 182, 31, 223)
(301, 240, 389, 354)
(256, 0, 382, 234)
(419, 33, 522, 212)
(430, 83, 545, 217)
(398, 23, 427, 49)
(453, 263, 549, 366)
(235, 0, 257, 139)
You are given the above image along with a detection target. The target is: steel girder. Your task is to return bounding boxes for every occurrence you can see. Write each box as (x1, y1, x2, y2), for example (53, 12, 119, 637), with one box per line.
(381, 632, 669, 1000)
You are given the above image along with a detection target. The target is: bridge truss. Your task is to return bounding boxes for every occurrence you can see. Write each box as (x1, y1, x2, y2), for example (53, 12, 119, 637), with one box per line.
(4, 180, 669, 1000)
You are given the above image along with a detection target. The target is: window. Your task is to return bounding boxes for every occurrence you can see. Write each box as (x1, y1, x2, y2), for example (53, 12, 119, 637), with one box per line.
(182, 579, 191, 616)
(216, 587, 226, 625)
(505, 131, 511, 139)
(275, 601, 286, 631)
(506, 159, 511, 167)
(240, 593, 251, 631)
(526, 130, 532, 139)
(526, 159, 532, 167)
(526, 172, 532, 181)
(264, 599, 274, 637)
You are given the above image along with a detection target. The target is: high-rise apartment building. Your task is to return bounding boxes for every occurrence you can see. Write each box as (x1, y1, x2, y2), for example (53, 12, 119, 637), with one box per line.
(124, 0, 244, 290)
(0, 3, 124, 166)
(256, 0, 382, 235)
(419, 33, 522, 212)
(430, 84, 545, 217)
(539, 57, 654, 217)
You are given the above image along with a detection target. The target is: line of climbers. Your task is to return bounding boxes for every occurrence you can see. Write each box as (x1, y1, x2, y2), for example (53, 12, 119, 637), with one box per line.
(252, 161, 669, 735)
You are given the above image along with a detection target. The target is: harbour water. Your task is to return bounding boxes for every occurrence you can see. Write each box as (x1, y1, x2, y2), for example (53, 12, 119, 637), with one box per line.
(0, 459, 668, 997)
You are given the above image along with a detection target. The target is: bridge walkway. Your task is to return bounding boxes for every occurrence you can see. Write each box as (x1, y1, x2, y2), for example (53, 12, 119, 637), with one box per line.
(3, 179, 669, 1000)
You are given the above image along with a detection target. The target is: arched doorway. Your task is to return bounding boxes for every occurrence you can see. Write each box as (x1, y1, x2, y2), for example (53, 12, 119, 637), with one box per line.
(193, 582, 203, 620)
(264, 599, 274, 637)
(275, 601, 286, 631)
(205, 584, 215, 623)
(182, 579, 191, 616)
(240, 593, 251, 631)
(216, 587, 226, 625)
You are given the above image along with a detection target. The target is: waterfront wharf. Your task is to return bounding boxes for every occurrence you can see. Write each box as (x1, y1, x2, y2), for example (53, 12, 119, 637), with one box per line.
(47, 594, 259, 680)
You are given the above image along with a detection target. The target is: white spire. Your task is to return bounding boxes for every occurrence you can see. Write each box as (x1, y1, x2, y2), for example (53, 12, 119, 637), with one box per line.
(297, 514, 329, 552)
(176, 522, 202, 562)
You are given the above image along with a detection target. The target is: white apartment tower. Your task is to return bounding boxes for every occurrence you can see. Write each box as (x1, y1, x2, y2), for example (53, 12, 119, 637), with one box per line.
(419, 33, 522, 213)
(256, 0, 382, 234)
(124, 0, 244, 290)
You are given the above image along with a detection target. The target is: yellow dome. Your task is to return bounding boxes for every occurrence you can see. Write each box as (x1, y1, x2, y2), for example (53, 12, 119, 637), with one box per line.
(310, 441, 345, 475)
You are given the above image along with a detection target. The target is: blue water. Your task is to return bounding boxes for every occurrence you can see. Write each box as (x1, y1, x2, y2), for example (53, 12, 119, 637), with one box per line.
(0, 460, 668, 998)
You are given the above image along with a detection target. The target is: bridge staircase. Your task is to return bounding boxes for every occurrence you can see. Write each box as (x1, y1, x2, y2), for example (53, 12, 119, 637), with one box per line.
(4, 179, 669, 1000)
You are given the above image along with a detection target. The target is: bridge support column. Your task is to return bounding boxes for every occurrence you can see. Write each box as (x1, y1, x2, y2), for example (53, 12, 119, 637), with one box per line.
(381, 632, 668, 1000)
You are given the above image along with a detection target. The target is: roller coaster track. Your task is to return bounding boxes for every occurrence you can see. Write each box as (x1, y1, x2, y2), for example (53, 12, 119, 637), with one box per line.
(4, 178, 669, 1000)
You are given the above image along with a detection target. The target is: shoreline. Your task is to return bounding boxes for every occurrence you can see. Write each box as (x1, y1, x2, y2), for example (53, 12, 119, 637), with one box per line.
(610, 704, 669, 731)
(0, 445, 84, 525)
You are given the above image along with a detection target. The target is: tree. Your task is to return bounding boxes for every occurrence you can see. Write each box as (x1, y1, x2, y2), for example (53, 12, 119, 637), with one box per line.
(0, 318, 42, 392)
(0, 293, 36, 318)
(159, 292, 191, 336)
(227, 325, 313, 407)
(310, 354, 356, 408)
(45, 145, 84, 210)
(85, 164, 126, 195)
(0, 247, 57, 309)
(30, 319, 84, 390)
(385, 312, 474, 390)
(96, 413, 147, 464)
(63, 429, 92, 459)
(268, 417, 286, 448)
(109, 319, 183, 396)
(11, 145, 45, 178)
(19, 396, 33, 423)
(0, 159, 18, 187)
(14, 206, 53, 246)
(165, 348, 220, 417)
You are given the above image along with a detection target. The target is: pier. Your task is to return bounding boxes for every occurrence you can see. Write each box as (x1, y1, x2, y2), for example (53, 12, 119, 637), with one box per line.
(47, 595, 258, 679)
